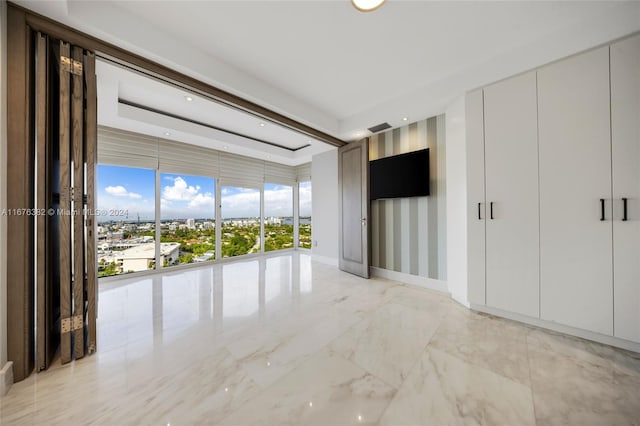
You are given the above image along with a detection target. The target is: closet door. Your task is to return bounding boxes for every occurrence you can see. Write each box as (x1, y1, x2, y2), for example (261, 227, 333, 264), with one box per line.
(466, 89, 486, 305)
(611, 34, 640, 343)
(484, 72, 539, 317)
(538, 47, 613, 335)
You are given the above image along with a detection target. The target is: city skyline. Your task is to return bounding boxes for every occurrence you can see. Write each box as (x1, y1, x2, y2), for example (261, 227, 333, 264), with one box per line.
(97, 165, 312, 221)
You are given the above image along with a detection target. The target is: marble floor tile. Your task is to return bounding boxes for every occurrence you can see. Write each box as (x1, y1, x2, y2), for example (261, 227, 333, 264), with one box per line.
(1, 252, 639, 426)
(329, 298, 449, 388)
(527, 328, 640, 425)
(379, 346, 536, 426)
(226, 309, 362, 387)
(428, 305, 532, 386)
(218, 349, 397, 426)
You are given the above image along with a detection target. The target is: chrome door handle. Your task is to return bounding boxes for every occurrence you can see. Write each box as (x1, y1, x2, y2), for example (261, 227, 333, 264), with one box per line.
(361, 218, 367, 226)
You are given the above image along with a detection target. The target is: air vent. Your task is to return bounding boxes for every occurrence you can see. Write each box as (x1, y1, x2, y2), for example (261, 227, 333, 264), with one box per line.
(368, 122, 392, 133)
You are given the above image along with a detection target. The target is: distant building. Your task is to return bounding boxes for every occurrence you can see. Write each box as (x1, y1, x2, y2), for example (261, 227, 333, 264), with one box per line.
(186, 218, 195, 229)
(114, 242, 180, 273)
(202, 221, 214, 229)
(229, 218, 259, 227)
(193, 251, 215, 263)
(265, 217, 282, 225)
(122, 223, 137, 232)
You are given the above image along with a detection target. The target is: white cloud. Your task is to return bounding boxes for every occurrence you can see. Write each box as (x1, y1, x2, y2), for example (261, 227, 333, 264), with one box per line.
(299, 184, 312, 217)
(160, 176, 215, 219)
(163, 176, 200, 201)
(189, 192, 215, 209)
(105, 185, 142, 199)
(264, 186, 293, 217)
(221, 190, 260, 218)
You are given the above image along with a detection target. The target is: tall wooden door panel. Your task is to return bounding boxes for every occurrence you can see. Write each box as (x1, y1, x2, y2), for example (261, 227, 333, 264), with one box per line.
(484, 71, 539, 318)
(85, 52, 98, 354)
(33, 35, 98, 369)
(538, 46, 613, 335)
(338, 139, 370, 278)
(611, 34, 640, 343)
(58, 41, 73, 364)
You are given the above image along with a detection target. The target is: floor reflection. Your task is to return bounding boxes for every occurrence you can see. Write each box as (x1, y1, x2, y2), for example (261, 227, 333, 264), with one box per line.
(97, 252, 313, 353)
(4, 251, 639, 425)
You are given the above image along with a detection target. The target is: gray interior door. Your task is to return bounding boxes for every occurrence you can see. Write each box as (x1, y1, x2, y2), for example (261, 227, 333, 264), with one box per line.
(338, 139, 370, 278)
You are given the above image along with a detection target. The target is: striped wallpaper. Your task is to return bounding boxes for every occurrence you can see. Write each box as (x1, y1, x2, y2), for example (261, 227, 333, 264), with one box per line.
(369, 115, 446, 280)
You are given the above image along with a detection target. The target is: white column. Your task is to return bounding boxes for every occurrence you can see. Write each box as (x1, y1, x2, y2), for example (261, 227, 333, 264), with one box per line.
(293, 182, 300, 249)
(260, 185, 265, 253)
(215, 181, 221, 259)
(155, 169, 161, 270)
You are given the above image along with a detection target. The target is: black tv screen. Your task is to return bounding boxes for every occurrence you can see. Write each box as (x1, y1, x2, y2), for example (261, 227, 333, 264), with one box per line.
(370, 149, 429, 200)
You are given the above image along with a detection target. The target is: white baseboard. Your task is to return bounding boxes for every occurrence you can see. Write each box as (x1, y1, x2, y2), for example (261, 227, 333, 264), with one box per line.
(0, 361, 13, 397)
(311, 254, 339, 267)
(471, 304, 640, 354)
(450, 292, 470, 308)
(370, 267, 449, 294)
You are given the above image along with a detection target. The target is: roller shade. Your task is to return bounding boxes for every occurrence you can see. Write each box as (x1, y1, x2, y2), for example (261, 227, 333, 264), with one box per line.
(264, 160, 296, 185)
(97, 126, 158, 169)
(98, 127, 303, 189)
(158, 138, 219, 177)
(219, 152, 265, 188)
(296, 163, 312, 182)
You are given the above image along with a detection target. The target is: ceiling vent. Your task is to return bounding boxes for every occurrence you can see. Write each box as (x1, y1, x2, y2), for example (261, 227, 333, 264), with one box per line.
(367, 122, 392, 133)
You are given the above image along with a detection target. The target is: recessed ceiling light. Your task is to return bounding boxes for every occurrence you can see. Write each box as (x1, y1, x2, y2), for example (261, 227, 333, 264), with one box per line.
(164, 131, 171, 136)
(259, 122, 265, 127)
(223, 145, 228, 150)
(185, 96, 193, 102)
(402, 117, 408, 121)
(352, 0, 386, 12)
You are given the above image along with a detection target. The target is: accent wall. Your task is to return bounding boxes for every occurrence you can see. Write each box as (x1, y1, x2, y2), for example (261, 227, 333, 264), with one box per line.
(369, 115, 446, 280)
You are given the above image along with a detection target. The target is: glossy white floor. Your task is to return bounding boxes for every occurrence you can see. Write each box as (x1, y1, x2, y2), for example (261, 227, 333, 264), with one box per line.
(1, 252, 639, 425)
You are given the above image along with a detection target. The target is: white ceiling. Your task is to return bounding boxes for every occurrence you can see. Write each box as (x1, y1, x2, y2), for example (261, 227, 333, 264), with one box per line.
(96, 59, 333, 165)
(14, 0, 640, 145)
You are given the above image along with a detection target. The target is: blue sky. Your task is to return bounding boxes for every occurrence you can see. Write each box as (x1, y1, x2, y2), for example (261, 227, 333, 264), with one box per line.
(161, 172, 215, 220)
(97, 165, 312, 221)
(97, 165, 155, 221)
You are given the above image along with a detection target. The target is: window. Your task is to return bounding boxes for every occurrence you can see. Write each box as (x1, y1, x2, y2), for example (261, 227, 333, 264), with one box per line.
(96, 165, 155, 277)
(160, 173, 216, 267)
(221, 186, 260, 258)
(264, 183, 293, 252)
(298, 181, 312, 249)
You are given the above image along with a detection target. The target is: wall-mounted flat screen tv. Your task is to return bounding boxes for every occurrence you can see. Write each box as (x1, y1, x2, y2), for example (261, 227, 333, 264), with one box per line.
(369, 148, 429, 200)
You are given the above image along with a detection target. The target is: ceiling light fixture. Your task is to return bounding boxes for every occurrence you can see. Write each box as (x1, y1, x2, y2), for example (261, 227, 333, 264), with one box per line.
(402, 117, 408, 121)
(352, 0, 386, 12)
(164, 131, 171, 136)
(185, 95, 193, 102)
(259, 122, 265, 127)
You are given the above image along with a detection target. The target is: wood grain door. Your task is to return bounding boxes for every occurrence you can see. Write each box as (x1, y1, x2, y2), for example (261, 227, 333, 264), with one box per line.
(33, 33, 98, 370)
(338, 139, 370, 278)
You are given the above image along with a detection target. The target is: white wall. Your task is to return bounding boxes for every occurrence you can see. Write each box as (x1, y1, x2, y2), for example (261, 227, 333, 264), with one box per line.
(311, 149, 339, 265)
(0, 0, 12, 395)
(445, 96, 469, 306)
